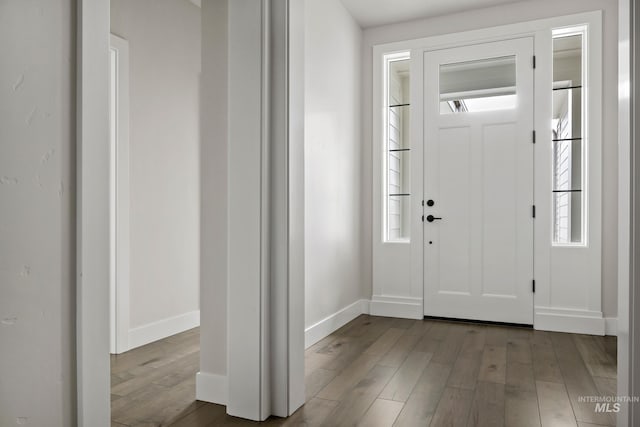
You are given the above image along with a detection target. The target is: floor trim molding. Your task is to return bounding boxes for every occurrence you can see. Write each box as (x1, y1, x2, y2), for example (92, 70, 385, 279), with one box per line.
(369, 295, 423, 320)
(535, 307, 606, 335)
(128, 310, 200, 351)
(196, 372, 228, 405)
(304, 299, 370, 348)
(303, 301, 617, 348)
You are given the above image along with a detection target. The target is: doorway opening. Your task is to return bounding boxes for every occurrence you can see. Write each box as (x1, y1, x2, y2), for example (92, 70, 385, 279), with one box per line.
(77, 2, 632, 424)
(108, 1, 202, 425)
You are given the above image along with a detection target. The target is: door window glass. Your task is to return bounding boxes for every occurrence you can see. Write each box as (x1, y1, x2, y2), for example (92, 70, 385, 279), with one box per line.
(384, 54, 411, 242)
(440, 55, 516, 114)
(552, 31, 585, 245)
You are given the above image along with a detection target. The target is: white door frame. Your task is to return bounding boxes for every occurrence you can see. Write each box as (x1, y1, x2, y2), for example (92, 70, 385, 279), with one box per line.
(77, 0, 304, 425)
(374, 11, 603, 330)
(618, 0, 640, 423)
(78, 1, 634, 426)
(109, 33, 130, 355)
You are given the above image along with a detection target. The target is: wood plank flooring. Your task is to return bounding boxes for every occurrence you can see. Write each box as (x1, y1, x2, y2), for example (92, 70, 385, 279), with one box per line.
(111, 315, 617, 427)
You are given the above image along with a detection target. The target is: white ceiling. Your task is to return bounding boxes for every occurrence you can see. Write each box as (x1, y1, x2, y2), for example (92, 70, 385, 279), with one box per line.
(340, 0, 531, 28)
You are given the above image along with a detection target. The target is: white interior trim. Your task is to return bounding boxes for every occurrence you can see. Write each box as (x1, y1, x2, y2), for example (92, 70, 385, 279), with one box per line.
(535, 307, 605, 335)
(305, 300, 370, 348)
(196, 372, 228, 405)
(78, 0, 111, 424)
(287, 0, 307, 415)
(374, 10, 605, 335)
(226, 1, 270, 420)
(370, 296, 423, 319)
(605, 317, 618, 336)
(227, 0, 305, 420)
(127, 310, 200, 351)
(617, 0, 635, 425)
(109, 33, 131, 356)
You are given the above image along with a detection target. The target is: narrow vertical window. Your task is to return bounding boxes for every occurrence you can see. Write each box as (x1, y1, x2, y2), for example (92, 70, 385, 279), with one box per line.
(384, 53, 411, 242)
(552, 28, 586, 245)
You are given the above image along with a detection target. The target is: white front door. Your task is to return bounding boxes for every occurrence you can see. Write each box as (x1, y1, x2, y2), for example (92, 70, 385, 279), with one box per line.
(423, 38, 534, 324)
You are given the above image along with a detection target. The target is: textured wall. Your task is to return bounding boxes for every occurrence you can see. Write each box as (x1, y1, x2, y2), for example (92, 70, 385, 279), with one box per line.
(0, 1, 76, 426)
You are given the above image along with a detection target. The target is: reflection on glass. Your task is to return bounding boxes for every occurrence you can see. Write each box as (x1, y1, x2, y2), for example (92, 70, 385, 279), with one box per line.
(552, 33, 584, 244)
(440, 56, 516, 114)
(388, 151, 410, 196)
(386, 55, 411, 242)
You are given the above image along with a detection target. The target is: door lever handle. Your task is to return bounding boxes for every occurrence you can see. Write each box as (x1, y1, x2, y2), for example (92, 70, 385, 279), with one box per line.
(426, 215, 442, 222)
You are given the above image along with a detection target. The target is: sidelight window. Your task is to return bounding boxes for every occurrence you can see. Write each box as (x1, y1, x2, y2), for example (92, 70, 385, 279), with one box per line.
(552, 28, 586, 245)
(384, 53, 411, 242)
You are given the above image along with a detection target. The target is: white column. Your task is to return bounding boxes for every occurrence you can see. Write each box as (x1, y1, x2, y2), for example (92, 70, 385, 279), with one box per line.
(227, 0, 304, 420)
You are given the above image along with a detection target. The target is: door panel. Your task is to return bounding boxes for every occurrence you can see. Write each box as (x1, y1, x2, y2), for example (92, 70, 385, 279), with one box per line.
(436, 126, 472, 295)
(423, 38, 534, 324)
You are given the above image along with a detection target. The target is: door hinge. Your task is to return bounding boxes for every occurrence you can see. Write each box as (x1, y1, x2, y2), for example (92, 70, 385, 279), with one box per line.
(421, 200, 425, 207)
(533, 55, 536, 69)
(532, 279, 536, 293)
(421, 215, 425, 222)
(532, 205, 536, 218)
(532, 130, 536, 144)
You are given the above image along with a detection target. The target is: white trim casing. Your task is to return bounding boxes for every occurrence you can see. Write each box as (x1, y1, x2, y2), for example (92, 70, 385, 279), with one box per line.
(196, 372, 228, 406)
(127, 310, 200, 351)
(287, 0, 306, 415)
(605, 317, 618, 336)
(617, 0, 637, 425)
(227, 1, 270, 420)
(109, 34, 131, 356)
(77, 0, 111, 425)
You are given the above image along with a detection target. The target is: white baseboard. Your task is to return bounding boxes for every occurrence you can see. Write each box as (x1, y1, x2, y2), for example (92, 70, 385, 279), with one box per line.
(605, 317, 618, 336)
(369, 295, 423, 320)
(535, 307, 605, 335)
(128, 310, 200, 350)
(196, 371, 228, 405)
(304, 299, 369, 348)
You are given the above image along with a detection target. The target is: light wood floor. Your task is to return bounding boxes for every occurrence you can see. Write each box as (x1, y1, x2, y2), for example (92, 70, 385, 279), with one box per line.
(111, 315, 617, 427)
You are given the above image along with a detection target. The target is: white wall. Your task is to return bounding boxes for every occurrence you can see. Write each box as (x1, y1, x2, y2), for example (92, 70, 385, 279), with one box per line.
(0, 1, 76, 425)
(198, 0, 228, 388)
(111, 0, 201, 339)
(305, 0, 365, 328)
(361, 0, 620, 320)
